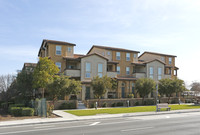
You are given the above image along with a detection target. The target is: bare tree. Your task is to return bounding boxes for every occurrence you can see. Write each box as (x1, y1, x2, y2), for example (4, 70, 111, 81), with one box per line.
(0, 74, 16, 102)
(190, 82, 200, 96)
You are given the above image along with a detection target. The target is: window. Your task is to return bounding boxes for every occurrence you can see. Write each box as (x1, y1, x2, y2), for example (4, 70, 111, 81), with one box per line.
(161, 57, 165, 62)
(133, 54, 137, 58)
(107, 51, 110, 56)
(169, 57, 172, 64)
(56, 46, 62, 55)
(116, 52, 120, 60)
(68, 47, 71, 52)
(158, 67, 162, 80)
(149, 67, 154, 79)
(126, 67, 130, 75)
(55, 62, 61, 71)
(126, 53, 130, 61)
(117, 66, 120, 74)
(98, 63, 103, 77)
(102, 52, 104, 56)
(85, 62, 91, 78)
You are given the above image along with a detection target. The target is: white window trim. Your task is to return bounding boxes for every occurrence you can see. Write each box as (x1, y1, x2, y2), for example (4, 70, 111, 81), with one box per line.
(149, 67, 154, 79)
(117, 66, 120, 74)
(126, 53, 130, 61)
(98, 63, 103, 77)
(116, 52, 120, 60)
(85, 62, 91, 78)
(56, 46, 62, 55)
(68, 47, 71, 52)
(126, 67, 130, 75)
(169, 57, 172, 65)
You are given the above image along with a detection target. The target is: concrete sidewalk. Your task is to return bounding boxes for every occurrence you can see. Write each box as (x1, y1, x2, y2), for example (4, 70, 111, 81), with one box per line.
(1, 108, 200, 127)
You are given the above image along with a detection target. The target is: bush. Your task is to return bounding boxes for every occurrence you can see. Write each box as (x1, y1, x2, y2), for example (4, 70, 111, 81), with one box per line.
(8, 104, 25, 113)
(102, 102, 107, 107)
(47, 103, 54, 116)
(111, 103, 116, 107)
(59, 102, 76, 110)
(135, 101, 139, 106)
(116, 102, 123, 107)
(22, 108, 34, 116)
(144, 100, 155, 105)
(171, 100, 177, 104)
(10, 107, 22, 117)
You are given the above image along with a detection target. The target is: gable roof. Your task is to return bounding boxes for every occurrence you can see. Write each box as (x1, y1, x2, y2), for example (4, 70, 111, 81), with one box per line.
(80, 53, 109, 60)
(38, 39, 76, 56)
(87, 45, 140, 54)
(143, 59, 166, 65)
(139, 51, 177, 58)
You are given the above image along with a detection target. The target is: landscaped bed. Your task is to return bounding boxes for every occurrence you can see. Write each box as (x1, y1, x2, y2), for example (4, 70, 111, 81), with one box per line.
(65, 105, 200, 116)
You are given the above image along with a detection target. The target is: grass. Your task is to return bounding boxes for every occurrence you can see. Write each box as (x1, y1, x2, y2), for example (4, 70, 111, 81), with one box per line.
(65, 105, 200, 116)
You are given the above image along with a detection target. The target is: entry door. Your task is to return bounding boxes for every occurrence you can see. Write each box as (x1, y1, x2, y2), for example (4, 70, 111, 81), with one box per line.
(85, 87, 90, 99)
(121, 87, 125, 98)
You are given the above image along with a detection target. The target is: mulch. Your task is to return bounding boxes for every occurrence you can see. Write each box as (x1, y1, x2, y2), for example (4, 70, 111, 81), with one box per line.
(0, 109, 58, 122)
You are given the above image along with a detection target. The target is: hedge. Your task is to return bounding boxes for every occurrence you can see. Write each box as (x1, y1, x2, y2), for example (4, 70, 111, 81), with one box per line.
(10, 107, 34, 117)
(10, 107, 22, 117)
(22, 108, 34, 116)
(8, 104, 25, 113)
(59, 102, 76, 110)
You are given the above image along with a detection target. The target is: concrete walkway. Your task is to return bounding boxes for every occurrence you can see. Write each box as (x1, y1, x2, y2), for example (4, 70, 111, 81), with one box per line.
(1, 108, 200, 127)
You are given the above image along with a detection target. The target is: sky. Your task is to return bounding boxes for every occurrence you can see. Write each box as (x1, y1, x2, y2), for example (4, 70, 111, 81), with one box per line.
(0, 0, 200, 87)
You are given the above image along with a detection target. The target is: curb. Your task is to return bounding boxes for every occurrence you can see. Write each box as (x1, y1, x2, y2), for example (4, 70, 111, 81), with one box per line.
(1, 109, 200, 128)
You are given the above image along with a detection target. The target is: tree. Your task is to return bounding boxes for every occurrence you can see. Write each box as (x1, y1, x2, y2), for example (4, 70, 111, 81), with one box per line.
(0, 74, 16, 104)
(135, 78, 156, 104)
(64, 79, 82, 97)
(158, 78, 174, 103)
(47, 75, 70, 103)
(91, 76, 112, 106)
(172, 78, 186, 98)
(159, 78, 186, 103)
(190, 82, 200, 96)
(33, 57, 59, 98)
(16, 70, 34, 104)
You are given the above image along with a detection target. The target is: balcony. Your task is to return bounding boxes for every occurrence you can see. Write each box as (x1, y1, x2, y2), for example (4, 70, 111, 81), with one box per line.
(107, 71, 117, 78)
(164, 74, 171, 79)
(64, 69, 80, 77)
(133, 72, 146, 78)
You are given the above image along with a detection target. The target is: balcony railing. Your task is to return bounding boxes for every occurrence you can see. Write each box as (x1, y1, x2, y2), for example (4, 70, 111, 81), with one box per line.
(107, 71, 117, 78)
(132, 72, 146, 78)
(64, 69, 81, 77)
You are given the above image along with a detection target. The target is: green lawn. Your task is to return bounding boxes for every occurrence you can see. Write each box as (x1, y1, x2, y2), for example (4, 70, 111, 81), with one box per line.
(65, 105, 200, 116)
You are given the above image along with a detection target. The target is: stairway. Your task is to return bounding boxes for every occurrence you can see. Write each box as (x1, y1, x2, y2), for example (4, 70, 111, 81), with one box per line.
(77, 100, 86, 109)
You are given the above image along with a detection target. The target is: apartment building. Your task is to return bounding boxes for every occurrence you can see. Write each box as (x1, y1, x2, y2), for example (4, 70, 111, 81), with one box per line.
(37, 39, 178, 100)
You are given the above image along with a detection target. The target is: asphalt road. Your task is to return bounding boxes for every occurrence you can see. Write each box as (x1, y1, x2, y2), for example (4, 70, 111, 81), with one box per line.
(1, 112, 200, 135)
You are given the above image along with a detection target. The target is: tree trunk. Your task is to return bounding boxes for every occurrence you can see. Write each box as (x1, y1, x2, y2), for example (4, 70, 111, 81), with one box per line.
(142, 96, 145, 105)
(168, 96, 170, 104)
(42, 88, 45, 98)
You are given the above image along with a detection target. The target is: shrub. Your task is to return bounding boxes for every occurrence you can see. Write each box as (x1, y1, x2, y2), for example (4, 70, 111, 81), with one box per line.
(171, 100, 177, 104)
(111, 103, 116, 107)
(10, 107, 22, 117)
(116, 102, 123, 107)
(47, 103, 54, 116)
(145, 100, 155, 105)
(59, 102, 76, 110)
(22, 108, 34, 116)
(102, 102, 107, 107)
(135, 101, 139, 106)
(8, 104, 25, 113)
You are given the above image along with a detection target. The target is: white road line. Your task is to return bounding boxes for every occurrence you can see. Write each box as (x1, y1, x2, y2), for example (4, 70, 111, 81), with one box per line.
(121, 126, 154, 132)
(90, 122, 100, 126)
(166, 116, 170, 118)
